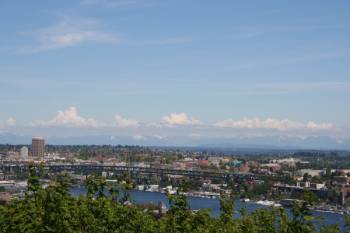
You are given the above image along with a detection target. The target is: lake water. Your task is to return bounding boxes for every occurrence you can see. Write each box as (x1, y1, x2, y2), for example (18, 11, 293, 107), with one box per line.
(71, 187, 346, 232)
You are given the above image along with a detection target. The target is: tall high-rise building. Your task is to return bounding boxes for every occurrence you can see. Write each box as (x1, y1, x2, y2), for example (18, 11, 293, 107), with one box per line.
(32, 137, 45, 157)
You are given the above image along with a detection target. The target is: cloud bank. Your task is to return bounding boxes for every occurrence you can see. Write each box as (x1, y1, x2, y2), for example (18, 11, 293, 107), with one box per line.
(34, 106, 100, 128)
(215, 117, 333, 131)
(162, 113, 202, 126)
(0, 117, 16, 128)
(11, 106, 343, 142)
(114, 115, 139, 128)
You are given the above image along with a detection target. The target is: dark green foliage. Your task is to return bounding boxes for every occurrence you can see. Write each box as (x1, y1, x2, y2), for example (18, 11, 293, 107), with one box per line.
(219, 194, 234, 225)
(319, 225, 340, 233)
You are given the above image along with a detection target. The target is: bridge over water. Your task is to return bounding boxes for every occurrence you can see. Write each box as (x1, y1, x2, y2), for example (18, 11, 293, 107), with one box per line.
(0, 163, 260, 181)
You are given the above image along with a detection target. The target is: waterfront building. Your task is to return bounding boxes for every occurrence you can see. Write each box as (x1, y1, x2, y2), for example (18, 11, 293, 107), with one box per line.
(32, 137, 45, 157)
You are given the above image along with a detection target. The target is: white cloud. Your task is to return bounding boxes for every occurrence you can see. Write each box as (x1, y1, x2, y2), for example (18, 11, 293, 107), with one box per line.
(162, 112, 201, 126)
(24, 16, 118, 53)
(35, 106, 100, 128)
(0, 117, 16, 128)
(5, 117, 16, 127)
(10, 109, 340, 141)
(215, 117, 333, 131)
(114, 115, 139, 128)
(307, 121, 333, 130)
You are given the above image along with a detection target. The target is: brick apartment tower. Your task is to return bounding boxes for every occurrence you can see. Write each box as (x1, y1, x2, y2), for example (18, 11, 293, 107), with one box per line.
(32, 137, 45, 157)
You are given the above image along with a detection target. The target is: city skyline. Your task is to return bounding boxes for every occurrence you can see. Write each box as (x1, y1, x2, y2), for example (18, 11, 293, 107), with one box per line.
(0, 1, 350, 148)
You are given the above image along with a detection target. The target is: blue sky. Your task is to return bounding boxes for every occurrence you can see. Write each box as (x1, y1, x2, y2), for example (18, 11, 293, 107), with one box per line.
(0, 0, 350, 146)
